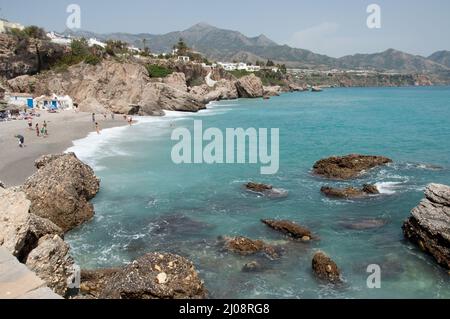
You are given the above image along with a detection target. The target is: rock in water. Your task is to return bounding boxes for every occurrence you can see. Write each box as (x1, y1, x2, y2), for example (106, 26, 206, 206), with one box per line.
(25, 234, 75, 296)
(312, 252, 342, 284)
(402, 183, 450, 269)
(262, 219, 314, 242)
(99, 253, 207, 299)
(313, 154, 392, 179)
(0, 187, 63, 261)
(22, 153, 100, 233)
(245, 182, 288, 199)
(235, 74, 264, 98)
(320, 184, 379, 199)
(242, 261, 265, 273)
(222, 236, 281, 259)
(78, 269, 121, 299)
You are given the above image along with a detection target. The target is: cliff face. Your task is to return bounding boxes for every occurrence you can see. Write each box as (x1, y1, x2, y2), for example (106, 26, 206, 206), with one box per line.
(0, 33, 66, 80)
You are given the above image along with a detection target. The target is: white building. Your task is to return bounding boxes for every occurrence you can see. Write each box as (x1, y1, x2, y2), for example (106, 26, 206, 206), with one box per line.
(177, 56, 190, 63)
(88, 38, 106, 48)
(35, 94, 74, 110)
(5, 93, 34, 109)
(0, 19, 25, 33)
(218, 62, 261, 72)
(47, 32, 72, 46)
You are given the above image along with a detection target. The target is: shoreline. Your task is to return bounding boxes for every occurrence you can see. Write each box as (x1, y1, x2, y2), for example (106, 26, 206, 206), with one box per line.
(0, 111, 128, 187)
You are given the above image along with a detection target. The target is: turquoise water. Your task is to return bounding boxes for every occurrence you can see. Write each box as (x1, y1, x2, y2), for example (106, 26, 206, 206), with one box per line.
(66, 86, 450, 299)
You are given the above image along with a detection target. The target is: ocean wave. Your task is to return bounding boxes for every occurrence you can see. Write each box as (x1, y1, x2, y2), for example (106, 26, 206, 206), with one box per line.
(375, 181, 404, 195)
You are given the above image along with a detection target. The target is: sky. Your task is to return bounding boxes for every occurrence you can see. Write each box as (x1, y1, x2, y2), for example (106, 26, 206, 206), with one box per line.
(0, 0, 449, 58)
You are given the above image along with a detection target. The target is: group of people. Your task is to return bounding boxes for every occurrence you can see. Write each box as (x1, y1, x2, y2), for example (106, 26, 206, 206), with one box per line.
(15, 118, 48, 148)
(91, 112, 133, 135)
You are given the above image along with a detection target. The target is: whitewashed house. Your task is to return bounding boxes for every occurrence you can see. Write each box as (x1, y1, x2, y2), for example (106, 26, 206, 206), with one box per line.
(35, 94, 74, 110)
(218, 62, 260, 72)
(47, 32, 72, 46)
(88, 38, 106, 48)
(5, 93, 34, 109)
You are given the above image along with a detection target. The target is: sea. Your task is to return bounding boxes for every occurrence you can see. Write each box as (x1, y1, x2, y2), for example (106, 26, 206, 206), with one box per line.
(66, 86, 450, 299)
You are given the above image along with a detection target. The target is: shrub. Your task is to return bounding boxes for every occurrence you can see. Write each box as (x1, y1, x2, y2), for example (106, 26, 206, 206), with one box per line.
(85, 54, 101, 65)
(146, 64, 173, 78)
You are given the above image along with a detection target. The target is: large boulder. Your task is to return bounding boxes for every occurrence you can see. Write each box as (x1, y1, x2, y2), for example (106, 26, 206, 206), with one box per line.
(262, 219, 315, 242)
(313, 154, 392, 179)
(99, 253, 207, 299)
(190, 79, 239, 103)
(162, 72, 188, 92)
(263, 86, 282, 97)
(312, 252, 342, 284)
(235, 74, 264, 98)
(403, 184, 450, 269)
(78, 269, 121, 299)
(22, 153, 100, 233)
(25, 234, 75, 296)
(0, 187, 63, 262)
(245, 182, 288, 199)
(320, 184, 379, 199)
(221, 236, 281, 259)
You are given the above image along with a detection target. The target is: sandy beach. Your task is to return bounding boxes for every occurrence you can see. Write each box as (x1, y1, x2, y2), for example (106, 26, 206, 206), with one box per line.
(0, 111, 127, 187)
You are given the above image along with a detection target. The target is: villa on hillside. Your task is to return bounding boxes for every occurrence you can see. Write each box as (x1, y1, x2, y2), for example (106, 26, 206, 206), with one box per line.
(0, 19, 24, 33)
(217, 62, 261, 72)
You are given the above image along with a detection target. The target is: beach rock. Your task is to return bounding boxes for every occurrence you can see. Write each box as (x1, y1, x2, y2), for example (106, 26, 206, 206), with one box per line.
(99, 253, 207, 299)
(25, 234, 75, 296)
(339, 218, 388, 230)
(402, 183, 450, 269)
(222, 236, 281, 259)
(320, 184, 379, 199)
(262, 219, 314, 242)
(263, 86, 282, 97)
(78, 269, 121, 299)
(235, 74, 264, 98)
(190, 79, 239, 103)
(288, 84, 306, 92)
(242, 261, 265, 273)
(312, 252, 342, 284)
(0, 181, 4, 188)
(23, 153, 100, 233)
(0, 187, 63, 262)
(245, 182, 288, 198)
(313, 154, 393, 179)
(162, 72, 188, 92)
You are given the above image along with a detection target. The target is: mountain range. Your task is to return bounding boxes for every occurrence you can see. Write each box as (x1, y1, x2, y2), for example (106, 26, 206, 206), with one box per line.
(64, 23, 450, 75)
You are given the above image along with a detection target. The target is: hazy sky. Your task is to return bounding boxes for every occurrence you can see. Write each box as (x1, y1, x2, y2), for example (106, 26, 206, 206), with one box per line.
(0, 0, 449, 57)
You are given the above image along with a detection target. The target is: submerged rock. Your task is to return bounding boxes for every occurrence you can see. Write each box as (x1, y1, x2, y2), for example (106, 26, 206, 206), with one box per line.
(262, 219, 314, 242)
(402, 183, 450, 269)
(0, 187, 63, 262)
(242, 261, 265, 273)
(313, 154, 393, 179)
(25, 234, 75, 296)
(23, 153, 100, 233)
(339, 218, 388, 230)
(99, 253, 207, 299)
(221, 236, 281, 259)
(245, 182, 288, 199)
(321, 184, 379, 199)
(312, 252, 342, 284)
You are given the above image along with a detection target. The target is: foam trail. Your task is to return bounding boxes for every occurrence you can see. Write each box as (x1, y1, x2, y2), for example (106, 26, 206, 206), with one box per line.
(375, 181, 404, 195)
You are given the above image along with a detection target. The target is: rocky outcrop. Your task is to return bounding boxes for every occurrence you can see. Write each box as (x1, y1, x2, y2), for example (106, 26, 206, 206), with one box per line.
(0, 187, 63, 261)
(321, 184, 379, 199)
(25, 234, 75, 296)
(22, 153, 100, 233)
(313, 154, 393, 179)
(312, 252, 342, 284)
(0, 33, 66, 79)
(78, 269, 121, 299)
(221, 236, 281, 259)
(262, 219, 314, 242)
(245, 182, 288, 198)
(235, 74, 264, 98)
(99, 253, 207, 299)
(7, 59, 206, 115)
(190, 79, 239, 103)
(263, 86, 281, 97)
(402, 184, 450, 269)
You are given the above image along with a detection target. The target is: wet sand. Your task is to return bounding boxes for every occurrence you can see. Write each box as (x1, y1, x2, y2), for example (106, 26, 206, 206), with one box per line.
(0, 111, 127, 187)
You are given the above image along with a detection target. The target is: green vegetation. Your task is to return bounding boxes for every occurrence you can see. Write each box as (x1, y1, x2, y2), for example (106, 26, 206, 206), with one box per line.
(52, 38, 104, 71)
(146, 64, 173, 78)
(105, 40, 130, 56)
(256, 70, 286, 86)
(228, 70, 252, 78)
(8, 26, 48, 72)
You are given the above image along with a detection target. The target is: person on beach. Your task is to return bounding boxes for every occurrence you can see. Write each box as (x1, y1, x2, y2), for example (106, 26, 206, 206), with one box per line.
(35, 123, 40, 137)
(95, 122, 101, 134)
(43, 121, 48, 136)
(92, 113, 96, 123)
(128, 116, 133, 126)
(27, 118, 33, 130)
(111, 113, 115, 120)
(15, 135, 25, 148)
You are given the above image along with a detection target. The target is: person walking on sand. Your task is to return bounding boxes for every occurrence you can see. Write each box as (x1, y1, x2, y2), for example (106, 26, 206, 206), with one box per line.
(27, 118, 33, 130)
(92, 113, 96, 123)
(15, 135, 25, 148)
(128, 116, 133, 126)
(35, 123, 40, 137)
(43, 121, 48, 136)
(95, 122, 101, 134)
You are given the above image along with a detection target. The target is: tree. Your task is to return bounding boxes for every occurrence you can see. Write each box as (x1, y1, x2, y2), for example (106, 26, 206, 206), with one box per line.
(105, 40, 129, 56)
(174, 38, 189, 55)
(266, 60, 275, 67)
(141, 38, 150, 56)
(71, 38, 89, 57)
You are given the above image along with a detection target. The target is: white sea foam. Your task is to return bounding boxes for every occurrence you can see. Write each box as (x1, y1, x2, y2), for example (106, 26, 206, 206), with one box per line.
(375, 181, 404, 195)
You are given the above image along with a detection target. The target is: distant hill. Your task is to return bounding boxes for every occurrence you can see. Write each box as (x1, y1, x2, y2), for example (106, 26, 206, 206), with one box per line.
(428, 50, 450, 68)
(63, 23, 450, 75)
